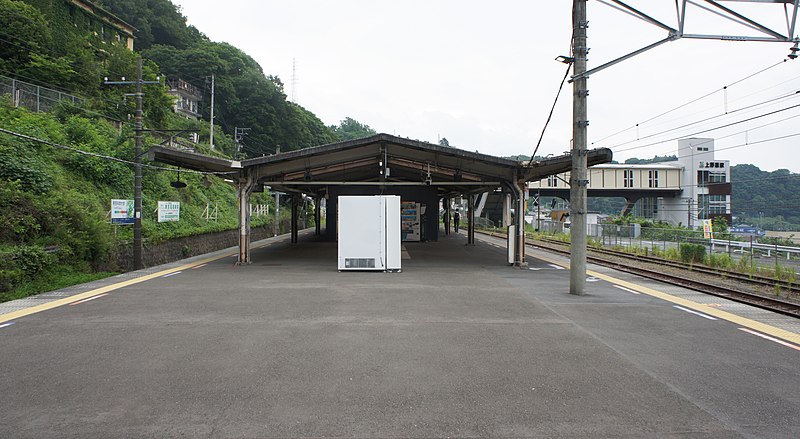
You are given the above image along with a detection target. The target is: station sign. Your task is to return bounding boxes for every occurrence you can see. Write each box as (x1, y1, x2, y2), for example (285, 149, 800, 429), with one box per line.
(158, 201, 180, 222)
(111, 199, 134, 225)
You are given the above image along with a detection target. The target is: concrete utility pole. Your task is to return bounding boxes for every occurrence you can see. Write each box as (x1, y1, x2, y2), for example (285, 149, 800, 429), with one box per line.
(209, 74, 215, 149)
(134, 58, 143, 270)
(570, 0, 589, 296)
(103, 56, 159, 270)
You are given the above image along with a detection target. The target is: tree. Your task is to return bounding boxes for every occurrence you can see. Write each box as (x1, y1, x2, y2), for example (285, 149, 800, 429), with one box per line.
(330, 117, 377, 141)
(439, 137, 450, 147)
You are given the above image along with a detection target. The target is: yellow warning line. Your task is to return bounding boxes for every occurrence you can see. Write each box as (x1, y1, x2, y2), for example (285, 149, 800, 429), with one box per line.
(0, 252, 235, 325)
(528, 249, 800, 346)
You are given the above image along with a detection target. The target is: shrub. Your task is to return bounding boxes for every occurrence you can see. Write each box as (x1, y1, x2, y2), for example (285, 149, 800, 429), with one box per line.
(680, 243, 706, 263)
(706, 253, 734, 270)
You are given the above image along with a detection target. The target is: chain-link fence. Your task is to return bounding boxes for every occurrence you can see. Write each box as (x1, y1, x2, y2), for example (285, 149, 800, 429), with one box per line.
(0, 75, 82, 113)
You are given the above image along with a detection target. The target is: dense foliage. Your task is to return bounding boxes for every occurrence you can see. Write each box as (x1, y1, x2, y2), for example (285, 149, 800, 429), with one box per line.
(0, 102, 275, 299)
(99, 0, 342, 155)
(730, 164, 800, 229)
(329, 117, 377, 141)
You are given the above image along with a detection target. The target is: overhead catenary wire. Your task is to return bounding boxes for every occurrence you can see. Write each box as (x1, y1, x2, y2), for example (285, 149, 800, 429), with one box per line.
(591, 59, 789, 145)
(609, 102, 800, 154)
(606, 90, 800, 151)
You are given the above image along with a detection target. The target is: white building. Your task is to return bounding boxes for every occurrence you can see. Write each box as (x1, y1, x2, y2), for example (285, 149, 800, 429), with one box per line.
(660, 138, 731, 228)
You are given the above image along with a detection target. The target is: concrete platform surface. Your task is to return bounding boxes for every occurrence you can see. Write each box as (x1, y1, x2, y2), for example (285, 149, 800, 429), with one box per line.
(0, 231, 798, 438)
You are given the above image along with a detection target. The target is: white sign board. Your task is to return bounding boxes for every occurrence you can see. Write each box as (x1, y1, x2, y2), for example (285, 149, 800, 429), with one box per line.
(111, 199, 134, 225)
(158, 201, 180, 222)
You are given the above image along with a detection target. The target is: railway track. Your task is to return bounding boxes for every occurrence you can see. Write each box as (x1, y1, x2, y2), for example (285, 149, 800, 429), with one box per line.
(539, 237, 800, 294)
(477, 230, 800, 318)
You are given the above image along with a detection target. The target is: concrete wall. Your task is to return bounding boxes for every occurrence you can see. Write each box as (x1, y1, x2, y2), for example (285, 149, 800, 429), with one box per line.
(102, 219, 302, 272)
(325, 185, 440, 242)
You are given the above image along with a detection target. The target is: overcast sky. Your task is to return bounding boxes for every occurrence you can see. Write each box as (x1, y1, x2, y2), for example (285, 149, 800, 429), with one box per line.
(171, 0, 800, 172)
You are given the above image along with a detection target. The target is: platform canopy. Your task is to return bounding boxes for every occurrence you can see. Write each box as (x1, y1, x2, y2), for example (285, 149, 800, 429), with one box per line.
(149, 133, 612, 196)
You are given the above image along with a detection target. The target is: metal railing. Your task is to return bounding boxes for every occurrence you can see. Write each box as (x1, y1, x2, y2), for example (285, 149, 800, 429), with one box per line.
(0, 75, 82, 113)
(532, 221, 800, 263)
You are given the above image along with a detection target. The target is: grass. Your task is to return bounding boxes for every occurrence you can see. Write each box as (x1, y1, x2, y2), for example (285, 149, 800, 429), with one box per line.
(0, 266, 117, 304)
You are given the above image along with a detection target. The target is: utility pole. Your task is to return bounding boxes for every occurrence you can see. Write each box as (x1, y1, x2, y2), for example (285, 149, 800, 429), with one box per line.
(570, 0, 589, 296)
(104, 56, 160, 270)
(209, 74, 215, 150)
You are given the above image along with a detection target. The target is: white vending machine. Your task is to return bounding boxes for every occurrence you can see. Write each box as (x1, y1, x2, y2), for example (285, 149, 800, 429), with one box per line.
(337, 195, 401, 272)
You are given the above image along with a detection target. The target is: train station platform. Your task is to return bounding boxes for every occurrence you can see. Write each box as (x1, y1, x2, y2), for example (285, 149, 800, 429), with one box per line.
(0, 230, 798, 438)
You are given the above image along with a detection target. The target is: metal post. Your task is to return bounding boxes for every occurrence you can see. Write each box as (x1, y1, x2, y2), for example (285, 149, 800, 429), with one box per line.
(315, 196, 321, 236)
(133, 57, 143, 270)
(237, 173, 254, 265)
(444, 198, 450, 235)
(291, 195, 299, 244)
(274, 192, 280, 236)
(467, 194, 475, 244)
(536, 188, 541, 232)
(570, 0, 588, 295)
(517, 180, 527, 266)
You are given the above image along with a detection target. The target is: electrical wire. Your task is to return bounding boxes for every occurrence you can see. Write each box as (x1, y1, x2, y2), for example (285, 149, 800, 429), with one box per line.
(607, 90, 800, 151)
(591, 59, 789, 145)
(610, 102, 800, 153)
(644, 111, 800, 158)
(529, 62, 573, 165)
(0, 127, 236, 176)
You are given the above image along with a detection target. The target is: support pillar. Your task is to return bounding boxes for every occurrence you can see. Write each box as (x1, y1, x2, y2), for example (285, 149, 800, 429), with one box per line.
(236, 171, 257, 265)
(517, 180, 527, 267)
(444, 197, 450, 235)
(503, 193, 512, 228)
(467, 194, 475, 245)
(291, 194, 299, 244)
(314, 196, 321, 236)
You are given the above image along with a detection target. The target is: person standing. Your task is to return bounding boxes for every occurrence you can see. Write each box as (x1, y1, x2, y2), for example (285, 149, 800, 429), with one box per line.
(453, 209, 461, 233)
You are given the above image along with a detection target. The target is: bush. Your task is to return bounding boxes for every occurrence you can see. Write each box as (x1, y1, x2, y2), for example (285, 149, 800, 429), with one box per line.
(0, 269, 22, 293)
(680, 243, 706, 264)
(706, 253, 734, 269)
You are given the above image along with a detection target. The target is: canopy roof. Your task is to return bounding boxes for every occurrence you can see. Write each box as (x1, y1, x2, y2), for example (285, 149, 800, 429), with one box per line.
(149, 133, 612, 196)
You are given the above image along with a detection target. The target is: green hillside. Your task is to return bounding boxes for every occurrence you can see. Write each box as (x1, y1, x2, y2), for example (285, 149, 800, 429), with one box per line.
(0, 0, 338, 301)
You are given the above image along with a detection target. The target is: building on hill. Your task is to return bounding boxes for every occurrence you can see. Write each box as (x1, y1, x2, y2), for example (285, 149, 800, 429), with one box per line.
(528, 137, 732, 229)
(167, 79, 202, 120)
(25, 0, 136, 50)
(68, 0, 136, 50)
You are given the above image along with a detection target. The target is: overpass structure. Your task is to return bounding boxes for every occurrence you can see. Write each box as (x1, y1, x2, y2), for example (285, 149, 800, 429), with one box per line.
(526, 138, 733, 228)
(149, 134, 612, 266)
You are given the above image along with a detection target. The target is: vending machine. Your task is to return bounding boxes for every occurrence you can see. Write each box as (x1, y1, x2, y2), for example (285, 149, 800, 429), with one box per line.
(337, 195, 401, 271)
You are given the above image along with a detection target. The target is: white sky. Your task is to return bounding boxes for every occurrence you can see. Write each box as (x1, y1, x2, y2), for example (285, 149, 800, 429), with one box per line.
(171, 0, 800, 172)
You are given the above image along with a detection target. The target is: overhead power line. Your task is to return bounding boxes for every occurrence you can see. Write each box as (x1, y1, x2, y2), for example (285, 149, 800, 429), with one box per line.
(607, 90, 800, 151)
(610, 102, 800, 153)
(0, 127, 235, 176)
(591, 59, 789, 145)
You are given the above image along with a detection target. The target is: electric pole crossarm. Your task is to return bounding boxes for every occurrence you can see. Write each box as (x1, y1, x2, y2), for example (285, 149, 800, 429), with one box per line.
(705, 0, 789, 40)
(573, 35, 676, 81)
(600, 0, 678, 32)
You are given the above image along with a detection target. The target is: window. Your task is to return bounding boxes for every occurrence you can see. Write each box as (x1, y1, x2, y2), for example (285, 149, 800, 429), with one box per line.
(697, 170, 726, 184)
(697, 194, 728, 219)
(648, 170, 659, 188)
(547, 175, 557, 187)
(623, 169, 634, 188)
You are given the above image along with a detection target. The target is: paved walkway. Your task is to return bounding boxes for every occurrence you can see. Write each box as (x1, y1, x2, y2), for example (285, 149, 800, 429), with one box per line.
(0, 231, 798, 438)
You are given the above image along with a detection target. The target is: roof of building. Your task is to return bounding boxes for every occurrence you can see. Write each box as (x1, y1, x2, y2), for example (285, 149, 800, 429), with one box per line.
(149, 133, 613, 197)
